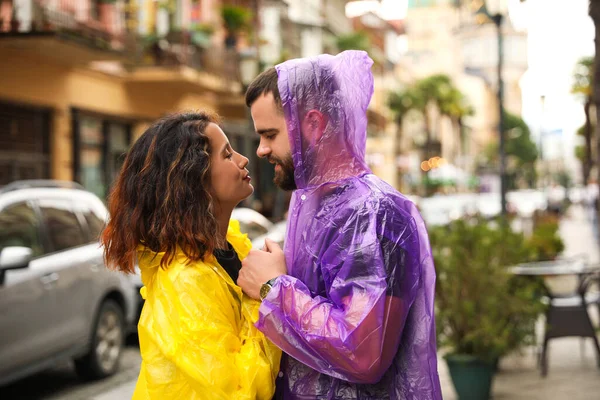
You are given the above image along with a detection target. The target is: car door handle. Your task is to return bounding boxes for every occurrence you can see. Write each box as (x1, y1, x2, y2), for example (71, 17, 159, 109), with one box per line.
(40, 272, 59, 285)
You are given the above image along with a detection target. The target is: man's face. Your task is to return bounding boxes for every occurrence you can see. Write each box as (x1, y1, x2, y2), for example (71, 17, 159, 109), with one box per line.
(250, 92, 296, 191)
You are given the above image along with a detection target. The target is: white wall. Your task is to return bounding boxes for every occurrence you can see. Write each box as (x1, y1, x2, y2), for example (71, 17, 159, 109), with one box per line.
(260, 5, 282, 64)
(301, 28, 323, 57)
(288, 0, 322, 26)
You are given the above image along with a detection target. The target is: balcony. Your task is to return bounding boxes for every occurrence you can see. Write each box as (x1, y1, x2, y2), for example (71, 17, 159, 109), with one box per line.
(0, 0, 136, 64)
(0, 1, 243, 93)
(128, 30, 242, 93)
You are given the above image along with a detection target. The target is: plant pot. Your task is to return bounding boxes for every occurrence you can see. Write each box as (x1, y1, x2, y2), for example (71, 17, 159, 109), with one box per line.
(445, 354, 495, 400)
(224, 33, 237, 49)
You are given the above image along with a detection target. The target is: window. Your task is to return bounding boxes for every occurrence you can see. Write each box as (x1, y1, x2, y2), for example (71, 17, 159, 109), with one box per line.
(0, 102, 50, 185)
(38, 199, 86, 252)
(79, 115, 105, 199)
(0, 203, 43, 257)
(74, 111, 132, 201)
(83, 209, 106, 242)
(107, 122, 129, 186)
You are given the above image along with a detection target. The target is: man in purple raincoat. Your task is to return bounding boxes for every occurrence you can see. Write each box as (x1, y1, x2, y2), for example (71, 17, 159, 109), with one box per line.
(238, 51, 442, 400)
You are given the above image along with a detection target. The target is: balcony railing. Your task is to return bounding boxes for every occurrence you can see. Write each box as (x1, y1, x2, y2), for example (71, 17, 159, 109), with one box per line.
(0, 1, 242, 85)
(137, 30, 240, 82)
(0, 0, 136, 54)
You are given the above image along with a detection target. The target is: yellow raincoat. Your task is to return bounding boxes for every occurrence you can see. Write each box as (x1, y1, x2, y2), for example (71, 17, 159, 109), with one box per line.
(132, 220, 281, 400)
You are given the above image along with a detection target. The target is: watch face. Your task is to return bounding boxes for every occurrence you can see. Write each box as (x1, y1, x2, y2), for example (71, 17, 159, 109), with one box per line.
(260, 283, 271, 300)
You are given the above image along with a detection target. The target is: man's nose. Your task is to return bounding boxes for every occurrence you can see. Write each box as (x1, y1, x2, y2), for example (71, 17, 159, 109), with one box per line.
(257, 141, 270, 158)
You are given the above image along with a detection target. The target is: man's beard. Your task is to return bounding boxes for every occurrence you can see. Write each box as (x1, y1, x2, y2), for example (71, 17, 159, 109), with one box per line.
(270, 153, 296, 191)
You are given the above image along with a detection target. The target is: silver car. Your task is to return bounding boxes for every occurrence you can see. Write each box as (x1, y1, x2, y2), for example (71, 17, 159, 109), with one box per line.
(231, 207, 286, 249)
(0, 180, 137, 386)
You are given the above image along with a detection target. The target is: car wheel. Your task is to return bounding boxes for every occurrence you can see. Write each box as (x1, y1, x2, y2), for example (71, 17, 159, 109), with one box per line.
(74, 299, 124, 380)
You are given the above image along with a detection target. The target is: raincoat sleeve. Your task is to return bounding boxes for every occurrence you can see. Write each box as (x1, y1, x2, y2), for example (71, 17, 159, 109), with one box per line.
(256, 214, 423, 384)
(139, 265, 280, 400)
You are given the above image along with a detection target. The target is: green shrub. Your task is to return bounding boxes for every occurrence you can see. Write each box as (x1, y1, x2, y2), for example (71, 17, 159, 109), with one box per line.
(431, 217, 546, 362)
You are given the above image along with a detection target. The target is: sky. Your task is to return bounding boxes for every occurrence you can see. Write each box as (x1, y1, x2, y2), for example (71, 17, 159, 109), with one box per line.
(519, 0, 594, 171)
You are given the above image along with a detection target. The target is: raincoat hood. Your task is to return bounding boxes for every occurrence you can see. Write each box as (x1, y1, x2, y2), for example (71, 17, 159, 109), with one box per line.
(276, 50, 373, 189)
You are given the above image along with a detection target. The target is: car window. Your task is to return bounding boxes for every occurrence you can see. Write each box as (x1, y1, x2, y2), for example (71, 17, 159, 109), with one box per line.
(238, 221, 269, 240)
(38, 199, 86, 252)
(82, 209, 105, 242)
(0, 202, 43, 257)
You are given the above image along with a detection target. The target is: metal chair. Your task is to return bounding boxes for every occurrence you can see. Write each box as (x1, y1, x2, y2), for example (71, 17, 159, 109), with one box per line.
(538, 265, 600, 376)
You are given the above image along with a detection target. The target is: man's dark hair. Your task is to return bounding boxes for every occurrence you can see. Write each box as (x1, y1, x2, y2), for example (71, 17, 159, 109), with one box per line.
(245, 67, 282, 111)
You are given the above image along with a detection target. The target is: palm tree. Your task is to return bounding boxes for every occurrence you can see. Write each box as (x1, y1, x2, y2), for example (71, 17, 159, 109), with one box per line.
(389, 87, 425, 153)
(416, 75, 468, 161)
(439, 86, 475, 163)
(389, 87, 425, 188)
(389, 75, 471, 194)
(572, 57, 594, 185)
(415, 75, 450, 161)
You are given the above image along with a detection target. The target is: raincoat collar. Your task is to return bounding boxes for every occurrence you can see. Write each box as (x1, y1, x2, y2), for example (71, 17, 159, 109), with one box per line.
(136, 219, 251, 273)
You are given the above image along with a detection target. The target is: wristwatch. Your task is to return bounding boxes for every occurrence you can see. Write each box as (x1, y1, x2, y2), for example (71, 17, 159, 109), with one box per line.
(260, 277, 278, 301)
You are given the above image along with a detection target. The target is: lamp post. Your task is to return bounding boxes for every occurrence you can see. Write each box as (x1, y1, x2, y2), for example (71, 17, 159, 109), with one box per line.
(474, 0, 509, 217)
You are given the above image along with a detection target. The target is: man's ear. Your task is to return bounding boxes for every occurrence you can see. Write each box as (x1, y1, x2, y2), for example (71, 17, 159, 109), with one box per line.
(302, 110, 326, 144)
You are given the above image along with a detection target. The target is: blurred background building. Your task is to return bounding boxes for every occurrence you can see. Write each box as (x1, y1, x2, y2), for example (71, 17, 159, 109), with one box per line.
(0, 0, 594, 215)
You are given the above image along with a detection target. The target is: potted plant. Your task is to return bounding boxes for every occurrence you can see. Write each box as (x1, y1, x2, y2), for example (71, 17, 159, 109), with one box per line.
(430, 217, 545, 399)
(526, 213, 565, 261)
(220, 5, 252, 49)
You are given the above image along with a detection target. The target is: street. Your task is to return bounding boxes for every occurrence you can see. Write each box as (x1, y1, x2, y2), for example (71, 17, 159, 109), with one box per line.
(0, 341, 140, 400)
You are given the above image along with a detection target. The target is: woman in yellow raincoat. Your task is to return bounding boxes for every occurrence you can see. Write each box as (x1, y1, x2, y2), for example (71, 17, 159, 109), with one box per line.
(101, 111, 282, 399)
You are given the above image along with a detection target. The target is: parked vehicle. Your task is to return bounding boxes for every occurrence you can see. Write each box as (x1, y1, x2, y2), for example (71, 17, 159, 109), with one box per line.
(251, 219, 287, 250)
(231, 207, 285, 249)
(0, 180, 138, 386)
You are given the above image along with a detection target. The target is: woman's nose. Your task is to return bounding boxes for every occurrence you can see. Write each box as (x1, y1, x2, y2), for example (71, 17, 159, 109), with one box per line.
(238, 153, 249, 169)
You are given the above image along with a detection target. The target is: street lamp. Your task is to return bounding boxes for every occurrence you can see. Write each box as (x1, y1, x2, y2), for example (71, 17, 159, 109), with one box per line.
(474, 0, 510, 217)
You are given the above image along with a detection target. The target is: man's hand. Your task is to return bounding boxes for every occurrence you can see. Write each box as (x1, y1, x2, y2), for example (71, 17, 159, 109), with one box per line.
(238, 238, 287, 300)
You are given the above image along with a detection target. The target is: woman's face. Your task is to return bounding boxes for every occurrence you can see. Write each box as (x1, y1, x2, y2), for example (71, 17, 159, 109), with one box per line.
(206, 123, 254, 207)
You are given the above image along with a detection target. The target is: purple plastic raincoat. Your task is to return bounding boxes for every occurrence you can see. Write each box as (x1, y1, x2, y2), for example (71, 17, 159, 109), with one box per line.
(256, 51, 442, 400)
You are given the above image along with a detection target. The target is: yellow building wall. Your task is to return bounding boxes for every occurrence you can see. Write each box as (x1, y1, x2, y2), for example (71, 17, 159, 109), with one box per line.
(0, 49, 238, 182)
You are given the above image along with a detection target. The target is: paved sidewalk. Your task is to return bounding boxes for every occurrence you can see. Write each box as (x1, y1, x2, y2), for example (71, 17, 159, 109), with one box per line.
(440, 337, 600, 399)
(92, 380, 137, 400)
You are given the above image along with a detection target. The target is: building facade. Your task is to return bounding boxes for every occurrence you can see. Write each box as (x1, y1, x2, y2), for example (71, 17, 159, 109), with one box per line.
(0, 0, 278, 210)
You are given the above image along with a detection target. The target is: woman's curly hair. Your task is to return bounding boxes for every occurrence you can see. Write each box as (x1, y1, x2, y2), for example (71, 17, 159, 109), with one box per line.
(101, 111, 221, 273)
